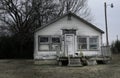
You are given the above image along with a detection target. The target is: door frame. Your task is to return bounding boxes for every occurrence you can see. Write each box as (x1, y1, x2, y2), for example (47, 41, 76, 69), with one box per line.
(64, 34, 75, 57)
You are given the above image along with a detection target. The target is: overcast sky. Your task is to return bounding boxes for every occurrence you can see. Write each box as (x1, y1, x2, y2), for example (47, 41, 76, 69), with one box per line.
(88, 0, 120, 44)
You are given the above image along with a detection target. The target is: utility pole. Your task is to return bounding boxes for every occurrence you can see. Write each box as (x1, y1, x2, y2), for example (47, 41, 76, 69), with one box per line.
(104, 2, 113, 46)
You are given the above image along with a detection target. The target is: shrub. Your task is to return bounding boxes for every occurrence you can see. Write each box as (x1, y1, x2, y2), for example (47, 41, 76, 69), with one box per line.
(0, 36, 33, 59)
(111, 40, 120, 54)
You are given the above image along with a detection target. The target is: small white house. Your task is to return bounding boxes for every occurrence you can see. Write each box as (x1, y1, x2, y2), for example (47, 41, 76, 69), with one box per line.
(34, 12, 111, 65)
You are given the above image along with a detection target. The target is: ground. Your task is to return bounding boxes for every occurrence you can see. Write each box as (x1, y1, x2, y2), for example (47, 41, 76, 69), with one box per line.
(0, 54, 120, 78)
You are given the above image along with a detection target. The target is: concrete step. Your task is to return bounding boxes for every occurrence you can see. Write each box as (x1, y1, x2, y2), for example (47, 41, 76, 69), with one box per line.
(68, 58, 82, 66)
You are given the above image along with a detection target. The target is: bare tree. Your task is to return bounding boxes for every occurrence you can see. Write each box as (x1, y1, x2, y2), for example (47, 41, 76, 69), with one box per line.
(0, 0, 92, 58)
(0, 0, 34, 35)
(32, 0, 59, 25)
(0, 0, 60, 53)
(32, 0, 92, 26)
(0, 0, 91, 36)
(57, 0, 92, 21)
(0, 0, 59, 35)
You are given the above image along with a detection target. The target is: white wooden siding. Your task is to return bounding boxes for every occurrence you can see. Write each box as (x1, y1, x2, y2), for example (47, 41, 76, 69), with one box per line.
(34, 15, 103, 59)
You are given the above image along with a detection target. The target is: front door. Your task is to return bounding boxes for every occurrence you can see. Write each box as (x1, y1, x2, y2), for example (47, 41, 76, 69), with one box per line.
(65, 34, 75, 56)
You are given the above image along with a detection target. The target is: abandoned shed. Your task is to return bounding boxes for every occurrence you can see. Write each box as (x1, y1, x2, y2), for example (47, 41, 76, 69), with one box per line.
(34, 12, 111, 66)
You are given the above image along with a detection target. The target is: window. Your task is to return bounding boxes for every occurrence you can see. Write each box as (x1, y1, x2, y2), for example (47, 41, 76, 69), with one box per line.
(51, 36, 61, 51)
(52, 37, 60, 43)
(38, 36, 61, 51)
(62, 29, 76, 35)
(77, 36, 99, 50)
(89, 37, 98, 50)
(78, 37, 87, 50)
(39, 44, 49, 51)
(39, 37, 49, 43)
(38, 36, 50, 51)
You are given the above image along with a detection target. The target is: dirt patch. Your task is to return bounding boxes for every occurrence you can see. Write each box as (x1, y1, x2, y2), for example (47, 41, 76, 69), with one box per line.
(0, 55, 120, 78)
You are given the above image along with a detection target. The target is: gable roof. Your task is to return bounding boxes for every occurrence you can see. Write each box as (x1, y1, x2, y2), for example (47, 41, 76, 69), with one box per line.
(35, 12, 104, 33)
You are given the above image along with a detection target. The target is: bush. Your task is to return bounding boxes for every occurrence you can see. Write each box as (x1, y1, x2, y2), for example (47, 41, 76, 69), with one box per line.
(0, 36, 33, 59)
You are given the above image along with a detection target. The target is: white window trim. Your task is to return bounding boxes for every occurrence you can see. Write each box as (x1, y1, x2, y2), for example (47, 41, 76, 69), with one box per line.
(38, 35, 61, 51)
(77, 36, 99, 51)
(38, 35, 50, 51)
(50, 35, 62, 51)
(89, 36, 99, 50)
(77, 36, 88, 50)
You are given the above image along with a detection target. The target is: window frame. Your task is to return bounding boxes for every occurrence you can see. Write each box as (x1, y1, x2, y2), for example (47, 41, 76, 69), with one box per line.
(38, 35, 61, 51)
(89, 36, 99, 50)
(77, 36, 88, 50)
(51, 36, 61, 44)
(38, 35, 50, 51)
(77, 36, 99, 51)
(50, 36, 61, 51)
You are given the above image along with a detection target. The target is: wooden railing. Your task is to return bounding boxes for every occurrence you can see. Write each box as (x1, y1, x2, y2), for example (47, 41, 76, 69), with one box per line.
(101, 46, 111, 57)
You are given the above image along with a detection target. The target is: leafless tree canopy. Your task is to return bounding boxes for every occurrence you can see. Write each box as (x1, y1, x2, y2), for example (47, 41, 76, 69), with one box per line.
(0, 0, 91, 36)
(57, 0, 91, 20)
(0, 0, 31, 34)
(32, 0, 60, 25)
(0, 0, 92, 58)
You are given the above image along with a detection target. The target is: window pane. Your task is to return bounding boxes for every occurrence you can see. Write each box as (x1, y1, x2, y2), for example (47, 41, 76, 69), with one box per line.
(51, 44, 60, 51)
(63, 29, 76, 35)
(90, 44, 97, 49)
(78, 44, 87, 49)
(39, 44, 49, 50)
(78, 37, 87, 49)
(89, 37, 98, 49)
(52, 37, 60, 43)
(40, 37, 48, 43)
(89, 38, 97, 43)
(79, 38, 87, 43)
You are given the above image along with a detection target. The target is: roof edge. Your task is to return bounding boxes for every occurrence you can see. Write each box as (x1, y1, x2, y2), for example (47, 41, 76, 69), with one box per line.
(34, 12, 104, 34)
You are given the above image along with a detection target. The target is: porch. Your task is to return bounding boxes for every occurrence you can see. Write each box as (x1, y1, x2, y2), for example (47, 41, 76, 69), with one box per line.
(56, 46, 111, 66)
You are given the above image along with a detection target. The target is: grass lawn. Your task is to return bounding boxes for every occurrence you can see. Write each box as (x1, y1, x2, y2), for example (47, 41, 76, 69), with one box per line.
(0, 54, 120, 78)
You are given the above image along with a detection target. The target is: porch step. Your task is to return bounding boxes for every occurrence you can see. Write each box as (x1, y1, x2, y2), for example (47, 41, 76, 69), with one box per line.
(68, 57, 82, 66)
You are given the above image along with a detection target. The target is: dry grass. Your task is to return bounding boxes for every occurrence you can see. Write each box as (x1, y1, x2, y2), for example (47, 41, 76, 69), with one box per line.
(0, 54, 120, 78)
